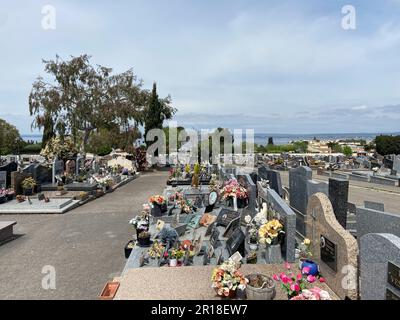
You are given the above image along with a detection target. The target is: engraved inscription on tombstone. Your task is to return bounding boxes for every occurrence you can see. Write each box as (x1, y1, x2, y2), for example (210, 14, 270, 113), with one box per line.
(320, 235, 337, 272)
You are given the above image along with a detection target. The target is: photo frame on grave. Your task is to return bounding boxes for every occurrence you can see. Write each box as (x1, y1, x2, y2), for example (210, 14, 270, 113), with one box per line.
(226, 228, 246, 257)
(223, 217, 241, 238)
(205, 222, 215, 237)
(209, 227, 220, 248)
(216, 208, 240, 228)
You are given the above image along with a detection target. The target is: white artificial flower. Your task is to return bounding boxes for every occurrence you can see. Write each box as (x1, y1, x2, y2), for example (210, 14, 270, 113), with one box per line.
(244, 215, 252, 224)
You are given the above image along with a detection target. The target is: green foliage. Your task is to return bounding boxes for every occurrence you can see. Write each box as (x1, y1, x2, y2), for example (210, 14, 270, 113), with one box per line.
(375, 135, 400, 155)
(327, 142, 343, 153)
(144, 83, 176, 145)
(21, 143, 42, 154)
(0, 118, 23, 155)
(29, 54, 156, 152)
(342, 145, 353, 157)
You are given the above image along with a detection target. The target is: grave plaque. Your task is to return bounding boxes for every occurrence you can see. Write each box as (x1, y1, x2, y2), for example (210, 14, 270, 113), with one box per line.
(386, 288, 400, 300)
(210, 228, 220, 248)
(216, 208, 240, 228)
(226, 228, 245, 257)
(223, 217, 240, 238)
(188, 214, 201, 229)
(205, 222, 215, 237)
(320, 235, 337, 272)
(388, 261, 400, 291)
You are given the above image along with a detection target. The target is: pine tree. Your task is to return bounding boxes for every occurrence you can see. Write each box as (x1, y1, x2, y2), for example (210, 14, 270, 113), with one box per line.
(144, 82, 163, 145)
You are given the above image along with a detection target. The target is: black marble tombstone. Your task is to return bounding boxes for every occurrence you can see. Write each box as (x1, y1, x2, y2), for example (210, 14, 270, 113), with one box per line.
(226, 228, 246, 257)
(328, 178, 349, 229)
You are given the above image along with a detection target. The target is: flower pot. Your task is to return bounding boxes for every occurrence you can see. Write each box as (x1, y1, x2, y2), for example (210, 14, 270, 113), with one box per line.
(23, 188, 33, 196)
(265, 244, 283, 264)
(169, 258, 178, 267)
(138, 236, 151, 247)
(6, 193, 14, 201)
(151, 204, 163, 217)
(237, 197, 247, 208)
(301, 259, 319, 276)
(99, 281, 120, 300)
(124, 240, 135, 259)
(245, 274, 276, 300)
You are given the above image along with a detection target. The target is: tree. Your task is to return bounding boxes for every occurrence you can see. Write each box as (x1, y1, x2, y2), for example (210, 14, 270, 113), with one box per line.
(143, 82, 175, 145)
(343, 145, 353, 157)
(0, 118, 23, 155)
(375, 135, 400, 155)
(29, 55, 147, 151)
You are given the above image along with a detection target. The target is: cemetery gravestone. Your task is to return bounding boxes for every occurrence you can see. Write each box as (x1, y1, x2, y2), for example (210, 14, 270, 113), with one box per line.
(328, 178, 349, 229)
(289, 166, 312, 215)
(360, 233, 400, 300)
(258, 166, 283, 197)
(393, 156, 400, 173)
(305, 193, 358, 300)
(11, 171, 31, 195)
(0, 171, 6, 188)
(260, 188, 296, 263)
(237, 174, 257, 211)
(0, 162, 18, 188)
(356, 207, 400, 241)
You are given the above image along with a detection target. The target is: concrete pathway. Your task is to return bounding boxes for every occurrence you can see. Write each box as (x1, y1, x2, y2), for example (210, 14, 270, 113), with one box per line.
(0, 171, 168, 300)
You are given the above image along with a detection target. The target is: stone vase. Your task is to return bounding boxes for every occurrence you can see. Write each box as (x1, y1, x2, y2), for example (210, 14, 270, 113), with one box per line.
(151, 204, 163, 217)
(265, 244, 282, 264)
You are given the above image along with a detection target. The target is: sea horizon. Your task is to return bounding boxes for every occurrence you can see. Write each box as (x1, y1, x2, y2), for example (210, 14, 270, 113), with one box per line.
(21, 131, 400, 146)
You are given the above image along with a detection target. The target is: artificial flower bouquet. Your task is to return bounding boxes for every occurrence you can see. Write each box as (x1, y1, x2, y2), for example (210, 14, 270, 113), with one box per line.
(149, 195, 166, 206)
(165, 248, 185, 260)
(258, 219, 285, 245)
(290, 287, 331, 300)
(298, 238, 313, 259)
(273, 263, 328, 299)
(177, 198, 193, 214)
(220, 179, 248, 200)
(148, 241, 165, 259)
(211, 260, 248, 298)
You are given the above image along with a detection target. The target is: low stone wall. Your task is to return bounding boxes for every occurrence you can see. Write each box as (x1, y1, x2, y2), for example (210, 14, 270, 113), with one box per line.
(348, 173, 370, 182)
(370, 175, 399, 187)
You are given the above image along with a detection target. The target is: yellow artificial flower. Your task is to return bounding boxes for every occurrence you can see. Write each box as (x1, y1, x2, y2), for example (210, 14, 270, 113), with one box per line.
(303, 238, 311, 245)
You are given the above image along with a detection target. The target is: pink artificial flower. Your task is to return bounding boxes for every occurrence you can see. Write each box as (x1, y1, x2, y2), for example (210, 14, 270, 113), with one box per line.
(290, 294, 305, 300)
(302, 266, 310, 274)
(296, 273, 303, 281)
(307, 275, 317, 283)
(290, 283, 300, 292)
(272, 274, 279, 281)
(281, 274, 290, 284)
(319, 277, 326, 283)
(285, 262, 291, 270)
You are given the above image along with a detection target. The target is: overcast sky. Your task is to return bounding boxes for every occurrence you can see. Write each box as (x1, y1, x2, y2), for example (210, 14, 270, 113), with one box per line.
(1, 0, 400, 134)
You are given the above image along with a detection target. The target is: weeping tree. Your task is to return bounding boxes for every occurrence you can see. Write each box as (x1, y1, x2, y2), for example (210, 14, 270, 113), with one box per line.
(29, 55, 150, 152)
